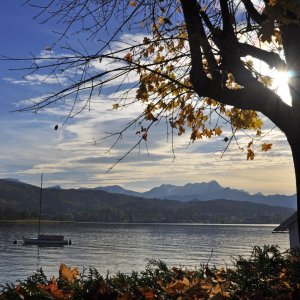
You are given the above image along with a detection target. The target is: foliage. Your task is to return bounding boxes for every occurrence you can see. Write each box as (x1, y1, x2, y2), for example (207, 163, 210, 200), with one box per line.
(1, 246, 300, 300)
(8, 0, 298, 162)
(228, 245, 297, 299)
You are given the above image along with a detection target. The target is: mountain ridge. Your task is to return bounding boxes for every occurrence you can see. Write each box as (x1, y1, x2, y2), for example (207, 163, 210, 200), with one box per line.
(0, 179, 295, 224)
(95, 181, 296, 209)
(3, 178, 296, 208)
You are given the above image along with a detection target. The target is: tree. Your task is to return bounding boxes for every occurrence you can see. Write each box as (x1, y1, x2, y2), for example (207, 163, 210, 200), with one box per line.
(4, 1, 300, 237)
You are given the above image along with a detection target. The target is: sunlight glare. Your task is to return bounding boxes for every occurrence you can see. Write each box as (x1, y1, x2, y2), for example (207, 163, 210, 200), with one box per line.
(272, 70, 292, 106)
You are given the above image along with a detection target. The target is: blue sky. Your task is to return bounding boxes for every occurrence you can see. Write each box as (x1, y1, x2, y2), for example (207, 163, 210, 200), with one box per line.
(0, 1, 296, 195)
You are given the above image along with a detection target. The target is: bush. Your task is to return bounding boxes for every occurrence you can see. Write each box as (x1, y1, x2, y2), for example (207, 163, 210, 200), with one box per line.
(0, 245, 299, 300)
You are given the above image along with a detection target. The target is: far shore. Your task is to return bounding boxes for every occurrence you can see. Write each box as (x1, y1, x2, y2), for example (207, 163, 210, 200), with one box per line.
(0, 219, 75, 224)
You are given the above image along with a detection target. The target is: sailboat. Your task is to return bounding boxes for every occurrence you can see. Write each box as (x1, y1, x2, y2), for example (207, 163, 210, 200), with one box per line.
(22, 174, 71, 246)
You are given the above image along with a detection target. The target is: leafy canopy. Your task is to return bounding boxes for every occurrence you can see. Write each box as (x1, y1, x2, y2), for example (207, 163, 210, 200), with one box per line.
(10, 0, 297, 161)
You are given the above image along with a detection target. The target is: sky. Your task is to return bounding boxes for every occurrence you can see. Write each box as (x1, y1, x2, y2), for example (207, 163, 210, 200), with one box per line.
(0, 1, 296, 195)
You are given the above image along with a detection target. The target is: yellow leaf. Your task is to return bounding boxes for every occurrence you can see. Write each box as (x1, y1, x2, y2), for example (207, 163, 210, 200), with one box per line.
(158, 16, 164, 25)
(112, 103, 119, 109)
(227, 73, 235, 82)
(200, 5, 207, 12)
(154, 54, 165, 63)
(261, 75, 273, 87)
(214, 127, 222, 136)
(59, 263, 79, 284)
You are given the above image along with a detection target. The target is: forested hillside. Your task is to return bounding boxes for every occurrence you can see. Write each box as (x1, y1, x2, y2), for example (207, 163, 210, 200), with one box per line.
(0, 179, 294, 223)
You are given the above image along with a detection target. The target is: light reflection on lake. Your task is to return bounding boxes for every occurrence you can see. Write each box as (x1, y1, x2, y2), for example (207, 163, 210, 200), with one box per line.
(0, 222, 289, 284)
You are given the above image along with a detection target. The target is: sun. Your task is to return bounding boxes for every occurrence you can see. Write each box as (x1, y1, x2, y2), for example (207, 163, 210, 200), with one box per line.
(271, 70, 292, 106)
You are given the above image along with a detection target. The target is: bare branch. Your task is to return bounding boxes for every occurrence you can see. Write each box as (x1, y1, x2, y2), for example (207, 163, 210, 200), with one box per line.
(241, 0, 266, 25)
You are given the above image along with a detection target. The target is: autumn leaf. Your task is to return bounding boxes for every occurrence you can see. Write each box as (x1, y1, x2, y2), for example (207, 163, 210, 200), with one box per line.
(161, 277, 190, 294)
(158, 16, 165, 25)
(260, 75, 273, 87)
(59, 263, 79, 284)
(15, 285, 29, 298)
(139, 288, 156, 300)
(227, 73, 235, 83)
(259, 20, 275, 43)
(247, 148, 255, 160)
(256, 130, 262, 137)
(124, 53, 133, 63)
(214, 127, 222, 136)
(37, 278, 72, 300)
(261, 143, 272, 152)
(129, 1, 136, 7)
(143, 37, 151, 44)
(269, 0, 277, 7)
(117, 292, 133, 300)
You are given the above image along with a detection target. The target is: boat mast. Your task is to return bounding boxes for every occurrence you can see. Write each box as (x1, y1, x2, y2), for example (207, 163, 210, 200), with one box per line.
(38, 173, 43, 236)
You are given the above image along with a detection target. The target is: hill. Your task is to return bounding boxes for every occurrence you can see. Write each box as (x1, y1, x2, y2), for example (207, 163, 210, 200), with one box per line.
(96, 181, 296, 209)
(0, 179, 294, 223)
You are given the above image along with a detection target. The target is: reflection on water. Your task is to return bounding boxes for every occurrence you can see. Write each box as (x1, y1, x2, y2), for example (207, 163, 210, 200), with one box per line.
(0, 222, 289, 284)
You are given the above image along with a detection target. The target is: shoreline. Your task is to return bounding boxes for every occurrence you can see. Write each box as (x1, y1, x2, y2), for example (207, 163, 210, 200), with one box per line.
(0, 219, 75, 224)
(0, 220, 281, 226)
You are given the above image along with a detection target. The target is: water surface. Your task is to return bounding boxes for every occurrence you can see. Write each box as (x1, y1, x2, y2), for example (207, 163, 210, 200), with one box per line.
(0, 222, 289, 284)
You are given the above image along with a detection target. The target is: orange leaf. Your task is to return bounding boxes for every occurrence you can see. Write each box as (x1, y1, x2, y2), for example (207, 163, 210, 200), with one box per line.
(261, 143, 272, 152)
(139, 288, 155, 300)
(59, 263, 79, 284)
(37, 279, 72, 300)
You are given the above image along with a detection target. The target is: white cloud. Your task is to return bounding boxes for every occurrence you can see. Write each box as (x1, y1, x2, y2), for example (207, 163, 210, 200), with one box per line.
(1, 32, 296, 196)
(4, 73, 68, 86)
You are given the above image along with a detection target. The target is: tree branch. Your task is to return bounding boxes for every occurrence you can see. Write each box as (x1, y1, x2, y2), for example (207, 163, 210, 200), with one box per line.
(180, 0, 292, 134)
(220, 0, 234, 36)
(241, 0, 266, 25)
(238, 43, 287, 70)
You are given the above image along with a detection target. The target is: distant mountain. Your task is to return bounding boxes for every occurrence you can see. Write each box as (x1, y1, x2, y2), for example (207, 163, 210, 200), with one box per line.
(94, 185, 140, 197)
(3, 178, 23, 183)
(0, 179, 295, 224)
(95, 181, 296, 209)
(46, 185, 62, 190)
(142, 181, 224, 199)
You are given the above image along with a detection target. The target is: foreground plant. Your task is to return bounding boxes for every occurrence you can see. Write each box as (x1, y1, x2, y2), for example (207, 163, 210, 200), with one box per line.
(0, 246, 299, 300)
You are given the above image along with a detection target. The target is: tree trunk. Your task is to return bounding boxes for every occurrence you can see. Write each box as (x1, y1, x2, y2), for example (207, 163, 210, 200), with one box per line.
(288, 138, 300, 298)
(289, 140, 300, 245)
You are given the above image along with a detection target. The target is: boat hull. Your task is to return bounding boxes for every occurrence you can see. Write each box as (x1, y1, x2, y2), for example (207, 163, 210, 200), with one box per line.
(23, 235, 70, 246)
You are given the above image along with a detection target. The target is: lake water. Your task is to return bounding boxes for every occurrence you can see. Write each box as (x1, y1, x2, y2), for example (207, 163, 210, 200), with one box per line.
(0, 222, 289, 285)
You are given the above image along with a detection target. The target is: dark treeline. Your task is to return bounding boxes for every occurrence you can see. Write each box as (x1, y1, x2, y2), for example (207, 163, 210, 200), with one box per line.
(0, 179, 295, 224)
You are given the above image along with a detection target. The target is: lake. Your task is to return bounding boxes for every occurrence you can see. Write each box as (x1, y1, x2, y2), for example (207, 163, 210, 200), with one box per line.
(0, 222, 289, 285)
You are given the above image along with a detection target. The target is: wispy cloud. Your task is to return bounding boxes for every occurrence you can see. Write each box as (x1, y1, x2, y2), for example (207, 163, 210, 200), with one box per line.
(4, 73, 68, 86)
(1, 32, 296, 195)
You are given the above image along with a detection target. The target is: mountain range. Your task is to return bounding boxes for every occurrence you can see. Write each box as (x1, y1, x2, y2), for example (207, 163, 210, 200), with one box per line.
(90, 180, 296, 209)
(0, 178, 295, 224)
